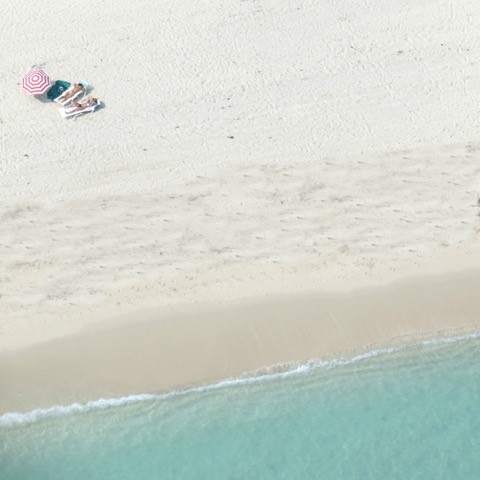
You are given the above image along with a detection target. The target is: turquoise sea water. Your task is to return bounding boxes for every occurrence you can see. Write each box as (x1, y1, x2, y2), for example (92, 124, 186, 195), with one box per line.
(1, 334, 479, 479)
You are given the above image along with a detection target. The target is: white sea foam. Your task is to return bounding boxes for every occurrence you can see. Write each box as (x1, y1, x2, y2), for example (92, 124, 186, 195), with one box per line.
(1, 331, 478, 428)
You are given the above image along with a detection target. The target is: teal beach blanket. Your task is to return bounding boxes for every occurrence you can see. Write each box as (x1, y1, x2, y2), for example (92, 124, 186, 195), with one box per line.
(46, 80, 71, 100)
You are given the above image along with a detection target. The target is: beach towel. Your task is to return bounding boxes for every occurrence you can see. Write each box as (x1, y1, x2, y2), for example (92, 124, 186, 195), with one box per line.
(46, 80, 71, 101)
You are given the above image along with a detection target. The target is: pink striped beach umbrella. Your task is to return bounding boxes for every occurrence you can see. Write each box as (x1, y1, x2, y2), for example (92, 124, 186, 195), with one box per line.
(21, 69, 51, 95)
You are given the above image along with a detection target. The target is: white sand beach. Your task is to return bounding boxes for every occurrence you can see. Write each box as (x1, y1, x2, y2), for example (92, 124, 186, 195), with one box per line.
(1, 0, 480, 411)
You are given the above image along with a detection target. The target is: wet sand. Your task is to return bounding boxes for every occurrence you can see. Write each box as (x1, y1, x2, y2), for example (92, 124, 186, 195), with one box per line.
(1, 268, 479, 415)
(2, 0, 480, 418)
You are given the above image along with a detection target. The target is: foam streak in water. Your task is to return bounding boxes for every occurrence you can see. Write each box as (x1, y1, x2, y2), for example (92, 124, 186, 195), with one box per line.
(1, 330, 478, 428)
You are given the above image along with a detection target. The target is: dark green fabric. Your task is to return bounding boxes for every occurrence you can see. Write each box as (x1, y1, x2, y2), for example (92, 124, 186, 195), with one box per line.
(46, 80, 71, 100)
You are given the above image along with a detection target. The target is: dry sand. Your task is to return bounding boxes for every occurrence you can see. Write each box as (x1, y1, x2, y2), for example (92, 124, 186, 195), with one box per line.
(1, 0, 480, 412)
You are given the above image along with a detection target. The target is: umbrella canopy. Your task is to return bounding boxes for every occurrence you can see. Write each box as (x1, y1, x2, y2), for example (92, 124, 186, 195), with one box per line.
(21, 69, 51, 95)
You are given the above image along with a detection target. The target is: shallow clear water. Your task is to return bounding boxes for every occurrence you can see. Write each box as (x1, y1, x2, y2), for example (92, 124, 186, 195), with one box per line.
(1, 335, 479, 480)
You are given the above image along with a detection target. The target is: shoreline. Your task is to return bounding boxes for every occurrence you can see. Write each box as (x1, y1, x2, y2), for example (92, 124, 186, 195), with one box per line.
(1, 267, 479, 416)
(2, 327, 479, 427)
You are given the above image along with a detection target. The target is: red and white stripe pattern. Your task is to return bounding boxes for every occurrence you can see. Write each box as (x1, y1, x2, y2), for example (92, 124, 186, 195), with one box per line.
(21, 69, 51, 95)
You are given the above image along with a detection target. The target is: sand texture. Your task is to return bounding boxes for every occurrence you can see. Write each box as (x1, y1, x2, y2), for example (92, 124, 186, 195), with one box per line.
(1, 0, 480, 411)
(1, 0, 480, 349)
(1, 269, 479, 415)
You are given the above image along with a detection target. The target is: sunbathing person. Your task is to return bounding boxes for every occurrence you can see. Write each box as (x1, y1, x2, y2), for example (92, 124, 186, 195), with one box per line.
(68, 96, 99, 113)
(57, 83, 86, 102)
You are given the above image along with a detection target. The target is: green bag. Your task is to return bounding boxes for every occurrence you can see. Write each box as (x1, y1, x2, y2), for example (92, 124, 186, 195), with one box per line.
(46, 80, 71, 100)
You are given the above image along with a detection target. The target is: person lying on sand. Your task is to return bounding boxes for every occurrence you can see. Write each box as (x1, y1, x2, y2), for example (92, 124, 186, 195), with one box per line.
(69, 96, 99, 113)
